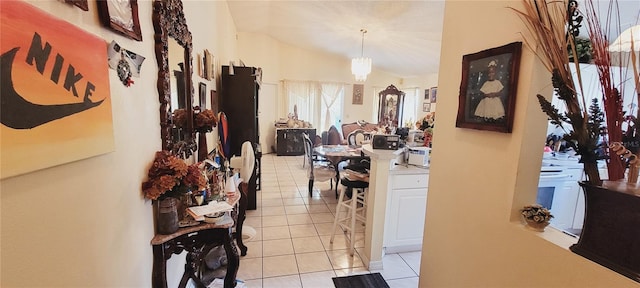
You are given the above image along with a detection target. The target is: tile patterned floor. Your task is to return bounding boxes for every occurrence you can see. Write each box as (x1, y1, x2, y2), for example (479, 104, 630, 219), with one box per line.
(236, 154, 420, 288)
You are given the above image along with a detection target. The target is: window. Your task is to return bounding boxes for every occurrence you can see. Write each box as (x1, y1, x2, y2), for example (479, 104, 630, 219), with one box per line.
(401, 87, 420, 128)
(283, 80, 345, 132)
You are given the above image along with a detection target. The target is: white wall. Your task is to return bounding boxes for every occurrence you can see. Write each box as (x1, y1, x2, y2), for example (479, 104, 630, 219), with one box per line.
(0, 1, 238, 287)
(236, 31, 402, 127)
(420, 1, 637, 287)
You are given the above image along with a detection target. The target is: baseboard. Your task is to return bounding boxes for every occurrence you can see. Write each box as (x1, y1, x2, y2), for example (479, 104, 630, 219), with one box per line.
(384, 244, 422, 254)
(368, 260, 384, 271)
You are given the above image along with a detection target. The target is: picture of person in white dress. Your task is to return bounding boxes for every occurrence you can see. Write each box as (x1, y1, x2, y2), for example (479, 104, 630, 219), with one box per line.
(474, 60, 505, 121)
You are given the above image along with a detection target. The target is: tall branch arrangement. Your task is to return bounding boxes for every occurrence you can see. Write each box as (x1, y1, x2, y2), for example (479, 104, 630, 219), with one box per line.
(513, 0, 640, 185)
(511, 0, 604, 185)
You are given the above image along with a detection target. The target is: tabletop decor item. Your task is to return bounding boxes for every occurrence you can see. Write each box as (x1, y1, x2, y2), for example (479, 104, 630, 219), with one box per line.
(521, 204, 553, 232)
(142, 151, 207, 234)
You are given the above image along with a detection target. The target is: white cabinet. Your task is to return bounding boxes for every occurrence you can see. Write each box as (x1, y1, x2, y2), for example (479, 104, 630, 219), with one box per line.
(384, 172, 429, 253)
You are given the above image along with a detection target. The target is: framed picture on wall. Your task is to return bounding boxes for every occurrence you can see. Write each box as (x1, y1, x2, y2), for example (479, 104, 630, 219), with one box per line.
(199, 82, 207, 108)
(423, 103, 431, 112)
(97, 0, 142, 41)
(455, 42, 522, 133)
(424, 89, 430, 101)
(65, 0, 88, 11)
(210, 90, 218, 112)
(352, 84, 364, 105)
(430, 87, 438, 103)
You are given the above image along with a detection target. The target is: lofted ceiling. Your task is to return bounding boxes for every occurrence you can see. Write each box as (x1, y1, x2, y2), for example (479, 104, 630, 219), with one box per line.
(226, 1, 639, 79)
(226, 0, 446, 78)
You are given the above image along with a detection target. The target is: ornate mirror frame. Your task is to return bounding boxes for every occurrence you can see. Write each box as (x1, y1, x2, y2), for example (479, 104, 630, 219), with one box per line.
(378, 84, 405, 128)
(153, 0, 195, 158)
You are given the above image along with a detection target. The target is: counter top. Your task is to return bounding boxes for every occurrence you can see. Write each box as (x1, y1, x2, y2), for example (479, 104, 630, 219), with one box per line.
(389, 163, 429, 175)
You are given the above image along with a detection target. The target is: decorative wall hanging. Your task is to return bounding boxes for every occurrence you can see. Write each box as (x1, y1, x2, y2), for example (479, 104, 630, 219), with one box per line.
(430, 87, 438, 103)
(97, 0, 142, 41)
(424, 89, 430, 101)
(455, 42, 522, 133)
(1, 0, 115, 179)
(64, 0, 89, 11)
(352, 84, 364, 105)
(204, 49, 213, 81)
(107, 40, 145, 86)
(423, 103, 431, 112)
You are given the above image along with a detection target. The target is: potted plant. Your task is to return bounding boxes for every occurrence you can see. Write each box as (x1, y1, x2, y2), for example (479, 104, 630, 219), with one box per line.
(512, 0, 640, 281)
(521, 204, 553, 232)
(142, 150, 207, 234)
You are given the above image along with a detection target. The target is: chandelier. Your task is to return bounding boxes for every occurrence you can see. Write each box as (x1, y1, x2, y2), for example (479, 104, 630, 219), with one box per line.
(351, 29, 372, 82)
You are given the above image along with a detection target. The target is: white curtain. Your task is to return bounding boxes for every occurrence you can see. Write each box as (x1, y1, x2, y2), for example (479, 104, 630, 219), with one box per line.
(319, 83, 345, 131)
(402, 87, 420, 128)
(282, 80, 318, 123)
(282, 80, 345, 132)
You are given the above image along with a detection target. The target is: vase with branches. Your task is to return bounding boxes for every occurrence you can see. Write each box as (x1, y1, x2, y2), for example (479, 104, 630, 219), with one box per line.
(512, 0, 639, 186)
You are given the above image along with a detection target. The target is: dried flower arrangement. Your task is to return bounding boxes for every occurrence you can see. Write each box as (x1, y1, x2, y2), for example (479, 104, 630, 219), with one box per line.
(172, 107, 217, 133)
(417, 112, 436, 132)
(194, 107, 217, 133)
(142, 151, 207, 200)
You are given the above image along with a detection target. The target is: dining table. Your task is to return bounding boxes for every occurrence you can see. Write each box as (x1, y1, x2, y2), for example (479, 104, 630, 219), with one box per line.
(314, 145, 369, 196)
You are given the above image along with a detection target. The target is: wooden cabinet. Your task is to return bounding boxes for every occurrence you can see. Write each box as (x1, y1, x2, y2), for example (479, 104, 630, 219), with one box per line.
(384, 171, 429, 253)
(276, 128, 316, 156)
(220, 65, 261, 210)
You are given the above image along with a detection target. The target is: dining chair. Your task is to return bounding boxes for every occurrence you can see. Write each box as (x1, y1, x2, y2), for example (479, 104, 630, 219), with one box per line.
(302, 133, 336, 196)
(347, 129, 371, 147)
(327, 125, 343, 145)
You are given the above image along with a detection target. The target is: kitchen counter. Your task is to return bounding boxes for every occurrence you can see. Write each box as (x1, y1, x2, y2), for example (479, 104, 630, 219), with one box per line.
(361, 145, 430, 269)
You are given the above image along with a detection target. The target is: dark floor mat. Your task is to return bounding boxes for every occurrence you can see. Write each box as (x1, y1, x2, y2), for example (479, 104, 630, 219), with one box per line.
(332, 272, 390, 288)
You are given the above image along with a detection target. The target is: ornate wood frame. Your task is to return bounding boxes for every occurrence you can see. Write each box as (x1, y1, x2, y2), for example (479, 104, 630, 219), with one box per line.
(153, 0, 195, 157)
(97, 0, 142, 41)
(455, 42, 522, 133)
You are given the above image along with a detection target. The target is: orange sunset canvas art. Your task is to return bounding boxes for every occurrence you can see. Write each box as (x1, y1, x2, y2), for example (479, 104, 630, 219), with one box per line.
(1, 1, 114, 179)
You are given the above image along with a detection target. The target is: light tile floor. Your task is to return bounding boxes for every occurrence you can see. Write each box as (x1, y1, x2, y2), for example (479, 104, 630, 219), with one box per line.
(236, 154, 421, 288)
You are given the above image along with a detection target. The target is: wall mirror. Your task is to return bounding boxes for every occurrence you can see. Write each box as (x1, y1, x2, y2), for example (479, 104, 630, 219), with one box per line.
(378, 84, 405, 128)
(153, 0, 195, 158)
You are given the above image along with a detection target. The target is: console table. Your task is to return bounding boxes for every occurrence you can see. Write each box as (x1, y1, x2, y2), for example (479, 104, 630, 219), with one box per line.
(151, 188, 247, 288)
(151, 223, 239, 288)
(276, 128, 316, 156)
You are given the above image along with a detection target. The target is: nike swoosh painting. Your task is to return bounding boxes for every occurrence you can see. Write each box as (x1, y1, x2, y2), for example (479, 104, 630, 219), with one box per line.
(1, 1, 114, 179)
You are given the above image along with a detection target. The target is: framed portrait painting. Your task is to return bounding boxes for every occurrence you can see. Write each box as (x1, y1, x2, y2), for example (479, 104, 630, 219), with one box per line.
(455, 42, 522, 133)
(352, 84, 364, 105)
(97, 0, 142, 41)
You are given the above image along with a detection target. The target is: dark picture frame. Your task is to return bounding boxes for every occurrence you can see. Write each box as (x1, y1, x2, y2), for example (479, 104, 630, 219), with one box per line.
(199, 82, 207, 108)
(455, 42, 522, 133)
(65, 0, 89, 11)
(430, 87, 437, 103)
(97, 0, 142, 41)
(210, 90, 218, 112)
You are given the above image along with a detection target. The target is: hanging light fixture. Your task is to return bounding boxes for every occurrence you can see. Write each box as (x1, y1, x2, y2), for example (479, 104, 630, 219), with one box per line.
(351, 29, 372, 82)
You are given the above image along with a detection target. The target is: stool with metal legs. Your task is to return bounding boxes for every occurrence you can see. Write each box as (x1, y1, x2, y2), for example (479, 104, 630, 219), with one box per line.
(329, 175, 369, 256)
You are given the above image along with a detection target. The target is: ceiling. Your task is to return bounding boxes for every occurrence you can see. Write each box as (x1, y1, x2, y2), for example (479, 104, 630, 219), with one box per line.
(226, 1, 446, 78)
(226, 1, 639, 79)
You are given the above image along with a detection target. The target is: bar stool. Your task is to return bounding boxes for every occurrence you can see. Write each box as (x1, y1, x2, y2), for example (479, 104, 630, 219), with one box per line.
(330, 175, 369, 256)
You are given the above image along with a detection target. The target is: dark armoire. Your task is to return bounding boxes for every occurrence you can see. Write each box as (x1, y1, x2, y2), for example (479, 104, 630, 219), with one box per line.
(220, 65, 261, 210)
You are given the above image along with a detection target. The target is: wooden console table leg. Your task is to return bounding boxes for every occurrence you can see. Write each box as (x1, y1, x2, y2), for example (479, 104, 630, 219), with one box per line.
(223, 229, 240, 288)
(152, 244, 168, 288)
(237, 183, 248, 256)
